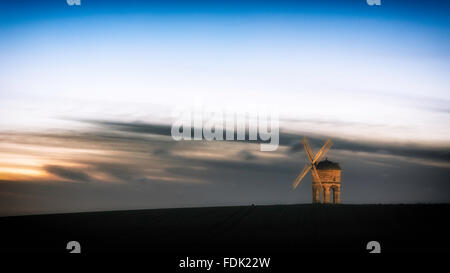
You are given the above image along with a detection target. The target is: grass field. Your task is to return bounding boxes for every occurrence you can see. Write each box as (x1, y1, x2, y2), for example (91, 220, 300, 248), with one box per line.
(1, 204, 449, 254)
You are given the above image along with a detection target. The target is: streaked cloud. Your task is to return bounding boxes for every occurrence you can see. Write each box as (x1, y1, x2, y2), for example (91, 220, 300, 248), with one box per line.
(0, 117, 449, 215)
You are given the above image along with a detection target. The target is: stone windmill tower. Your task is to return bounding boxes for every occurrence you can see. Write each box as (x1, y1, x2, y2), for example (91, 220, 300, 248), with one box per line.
(292, 137, 342, 204)
(312, 158, 341, 203)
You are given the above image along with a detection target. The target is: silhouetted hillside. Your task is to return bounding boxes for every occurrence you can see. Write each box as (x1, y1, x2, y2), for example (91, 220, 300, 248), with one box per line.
(1, 204, 449, 256)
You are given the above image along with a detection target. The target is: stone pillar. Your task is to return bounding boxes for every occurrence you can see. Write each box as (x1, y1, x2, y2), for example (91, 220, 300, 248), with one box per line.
(333, 187, 341, 204)
(323, 186, 331, 204)
(312, 186, 321, 203)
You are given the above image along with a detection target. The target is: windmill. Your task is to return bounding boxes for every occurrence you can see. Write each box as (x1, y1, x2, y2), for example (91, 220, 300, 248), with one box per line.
(292, 137, 341, 204)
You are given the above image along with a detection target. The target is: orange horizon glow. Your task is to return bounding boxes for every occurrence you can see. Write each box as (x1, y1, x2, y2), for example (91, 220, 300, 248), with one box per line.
(0, 167, 47, 180)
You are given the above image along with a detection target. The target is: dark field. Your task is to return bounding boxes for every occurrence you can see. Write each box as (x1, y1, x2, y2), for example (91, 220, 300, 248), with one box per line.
(1, 204, 449, 256)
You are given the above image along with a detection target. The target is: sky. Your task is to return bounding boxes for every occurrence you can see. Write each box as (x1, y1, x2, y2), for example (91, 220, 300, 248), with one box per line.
(0, 0, 449, 215)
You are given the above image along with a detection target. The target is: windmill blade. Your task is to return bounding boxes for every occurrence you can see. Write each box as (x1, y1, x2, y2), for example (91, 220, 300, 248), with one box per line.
(313, 139, 333, 163)
(317, 140, 333, 163)
(302, 137, 315, 163)
(312, 139, 330, 163)
(311, 164, 322, 185)
(311, 164, 324, 200)
(293, 164, 312, 189)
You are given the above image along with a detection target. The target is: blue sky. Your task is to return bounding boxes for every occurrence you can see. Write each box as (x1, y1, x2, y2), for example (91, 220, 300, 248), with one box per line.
(1, 1, 449, 142)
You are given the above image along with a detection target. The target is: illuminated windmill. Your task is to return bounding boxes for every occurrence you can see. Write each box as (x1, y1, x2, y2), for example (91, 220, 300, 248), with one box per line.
(292, 137, 341, 204)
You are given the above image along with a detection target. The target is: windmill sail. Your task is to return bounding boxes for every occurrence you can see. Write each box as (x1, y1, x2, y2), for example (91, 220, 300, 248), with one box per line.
(293, 164, 312, 189)
(313, 139, 332, 163)
(292, 136, 341, 204)
(301, 137, 315, 162)
(292, 137, 336, 203)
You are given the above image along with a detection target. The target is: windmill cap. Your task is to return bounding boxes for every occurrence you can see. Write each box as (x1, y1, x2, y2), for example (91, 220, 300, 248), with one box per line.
(316, 158, 341, 170)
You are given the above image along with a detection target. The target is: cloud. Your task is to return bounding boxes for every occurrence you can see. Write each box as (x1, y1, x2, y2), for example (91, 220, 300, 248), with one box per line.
(238, 150, 256, 160)
(283, 133, 450, 163)
(44, 165, 91, 182)
(83, 120, 173, 137)
(88, 162, 149, 182)
(1, 117, 450, 215)
(77, 119, 450, 164)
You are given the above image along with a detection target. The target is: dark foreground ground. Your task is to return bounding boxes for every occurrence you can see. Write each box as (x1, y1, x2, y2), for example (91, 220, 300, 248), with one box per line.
(1, 204, 449, 268)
